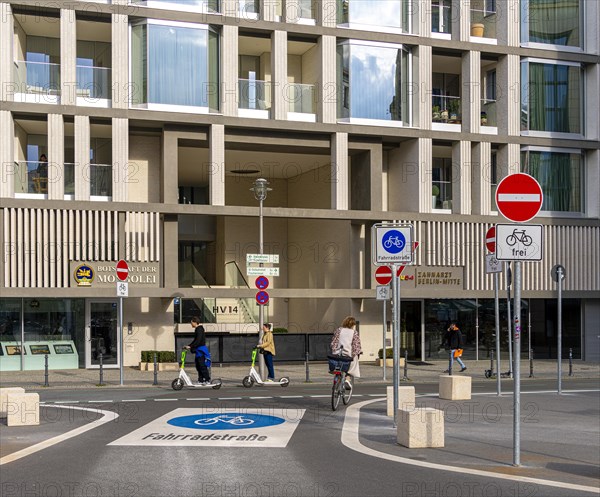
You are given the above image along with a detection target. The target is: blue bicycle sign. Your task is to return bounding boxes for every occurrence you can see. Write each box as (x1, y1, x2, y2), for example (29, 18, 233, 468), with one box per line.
(167, 412, 286, 430)
(382, 230, 406, 254)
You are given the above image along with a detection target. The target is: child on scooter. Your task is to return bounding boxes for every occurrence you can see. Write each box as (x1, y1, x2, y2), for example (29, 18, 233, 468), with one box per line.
(184, 316, 211, 385)
(257, 323, 276, 381)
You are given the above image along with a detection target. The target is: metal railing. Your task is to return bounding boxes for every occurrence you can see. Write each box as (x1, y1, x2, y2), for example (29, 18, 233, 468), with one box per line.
(64, 163, 75, 195)
(481, 99, 497, 127)
(14, 161, 48, 195)
(238, 78, 271, 110)
(288, 83, 316, 114)
(14, 60, 60, 95)
(90, 164, 112, 197)
(76, 66, 111, 100)
(432, 95, 461, 123)
(471, 8, 497, 39)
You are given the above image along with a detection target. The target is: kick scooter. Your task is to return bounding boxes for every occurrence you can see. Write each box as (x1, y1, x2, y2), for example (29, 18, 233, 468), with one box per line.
(171, 349, 222, 390)
(242, 348, 289, 388)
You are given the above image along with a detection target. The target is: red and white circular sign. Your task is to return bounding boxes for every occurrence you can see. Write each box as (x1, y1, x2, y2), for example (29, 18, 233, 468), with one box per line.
(496, 173, 543, 223)
(116, 259, 129, 281)
(485, 227, 496, 253)
(375, 266, 393, 285)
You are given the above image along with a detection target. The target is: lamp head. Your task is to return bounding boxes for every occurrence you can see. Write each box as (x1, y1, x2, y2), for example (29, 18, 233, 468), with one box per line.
(251, 178, 272, 201)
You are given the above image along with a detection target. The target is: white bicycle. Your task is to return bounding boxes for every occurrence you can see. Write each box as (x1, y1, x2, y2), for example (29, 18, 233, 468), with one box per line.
(194, 415, 254, 426)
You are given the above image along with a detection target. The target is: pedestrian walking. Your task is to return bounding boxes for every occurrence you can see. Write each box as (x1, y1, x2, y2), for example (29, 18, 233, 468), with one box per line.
(444, 322, 467, 372)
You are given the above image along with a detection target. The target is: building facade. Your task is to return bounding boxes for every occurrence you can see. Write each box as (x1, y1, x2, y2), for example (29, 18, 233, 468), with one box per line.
(1, 0, 599, 371)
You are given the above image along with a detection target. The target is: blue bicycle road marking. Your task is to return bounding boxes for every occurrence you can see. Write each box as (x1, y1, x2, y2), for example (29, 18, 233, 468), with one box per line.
(167, 413, 286, 430)
(382, 230, 406, 254)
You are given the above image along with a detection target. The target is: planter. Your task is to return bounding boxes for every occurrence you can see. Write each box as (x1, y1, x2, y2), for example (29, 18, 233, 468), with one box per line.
(441, 110, 449, 121)
(158, 362, 179, 372)
(378, 358, 405, 367)
(481, 113, 488, 126)
(139, 362, 148, 371)
(471, 23, 484, 37)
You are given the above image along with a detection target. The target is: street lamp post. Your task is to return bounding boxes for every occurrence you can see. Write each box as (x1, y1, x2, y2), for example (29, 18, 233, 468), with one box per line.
(251, 178, 271, 380)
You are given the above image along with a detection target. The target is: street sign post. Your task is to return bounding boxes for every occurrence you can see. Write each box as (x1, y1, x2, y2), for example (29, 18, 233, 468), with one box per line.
(495, 224, 543, 261)
(255, 276, 269, 290)
(375, 266, 393, 286)
(247, 254, 279, 264)
(256, 291, 269, 306)
(115, 260, 128, 387)
(551, 265, 566, 394)
(495, 173, 543, 223)
(247, 267, 280, 277)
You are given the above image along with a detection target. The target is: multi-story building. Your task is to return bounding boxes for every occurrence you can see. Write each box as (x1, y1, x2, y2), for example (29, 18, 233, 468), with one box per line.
(1, 0, 599, 371)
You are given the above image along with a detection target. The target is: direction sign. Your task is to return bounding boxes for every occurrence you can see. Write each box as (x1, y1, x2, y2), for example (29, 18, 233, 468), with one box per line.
(496, 173, 543, 223)
(256, 291, 269, 306)
(255, 276, 269, 290)
(116, 259, 129, 281)
(485, 227, 496, 253)
(485, 254, 502, 274)
(375, 266, 393, 285)
(376, 285, 390, 300)
(247, 267, 280, 277)
(247, 254, 279, 264)
(495, 224, 543, 261)
(372, 224, 414, 264)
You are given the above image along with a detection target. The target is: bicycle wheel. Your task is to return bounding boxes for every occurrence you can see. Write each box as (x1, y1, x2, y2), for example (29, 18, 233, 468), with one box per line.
(331, 375, 342, 411)
(342, 375, 353, 405)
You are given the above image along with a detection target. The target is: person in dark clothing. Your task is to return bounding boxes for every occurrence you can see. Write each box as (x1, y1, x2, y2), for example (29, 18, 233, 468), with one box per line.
(184, 316, 211, 385)
(444, 322, 467, 372)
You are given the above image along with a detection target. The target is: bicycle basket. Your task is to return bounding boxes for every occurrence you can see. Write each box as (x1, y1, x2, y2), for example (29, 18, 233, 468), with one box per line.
(327, 354, 352, 373)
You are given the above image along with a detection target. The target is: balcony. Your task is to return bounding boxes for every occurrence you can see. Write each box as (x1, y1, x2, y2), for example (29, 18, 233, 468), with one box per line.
(431, 0, 452, 37)
(481, 99, 498, 133)
(432, 96, 461, 123)
(470, 8, 497, 43)
(238, 78, 271, 118)
(64, 163, 75, 197)
(288, 83, 316, 121)
(76, 66, 111, 107)
(14, 161, 48, 197)
(13, 61, 60, 104)
(90, 164, 112, 199)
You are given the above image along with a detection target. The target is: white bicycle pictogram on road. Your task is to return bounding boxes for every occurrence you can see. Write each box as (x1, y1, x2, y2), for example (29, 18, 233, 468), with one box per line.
(194, 415, 255, 426)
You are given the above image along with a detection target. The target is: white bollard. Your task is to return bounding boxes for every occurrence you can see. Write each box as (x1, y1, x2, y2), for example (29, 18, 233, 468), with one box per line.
(386, 385, 416, 417)
(6, 392, 40, 426)
(439, 375, 472, 400)
(397, 407, 444, 448)
(0, 387, 25, 418)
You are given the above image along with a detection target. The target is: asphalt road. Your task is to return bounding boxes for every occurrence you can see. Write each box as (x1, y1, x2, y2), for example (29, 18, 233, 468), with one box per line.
(1, 379, 598, 497)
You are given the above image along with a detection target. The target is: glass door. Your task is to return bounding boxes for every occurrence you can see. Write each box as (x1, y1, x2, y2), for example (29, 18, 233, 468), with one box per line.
(86, 300, 119, 368)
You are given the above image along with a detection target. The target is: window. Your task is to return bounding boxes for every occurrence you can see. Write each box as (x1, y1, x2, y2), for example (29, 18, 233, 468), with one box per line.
(485, 70, 496, 101)
(522, 0, 581, 48)
(337, 0, 411, 33)
(337, 41, 412, 124)
(131, 21, 219, 110)
(521, 60, 582, 134)
(77, 41, 112, 100)
(432, 157, 452, 210)
(130, 0, 219, 12)
(521, 149, 583, 212)
(431, 0, 452, 34)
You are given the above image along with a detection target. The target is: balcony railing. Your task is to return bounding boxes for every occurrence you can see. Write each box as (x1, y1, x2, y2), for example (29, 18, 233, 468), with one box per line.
(432, 96, 461, 123)
(481, 99, 497, 127)
(471, 8, 497, 39)
(90, 164, 112, 197)
(432, 2, 452, 34)
(288, 83, 315, 114)
(14, 61, 60, 96)
(238, 79, 271, 111)
(76, 66, 111, 100)
(64, 163, 75, 195)
(14, 161, 48, 195)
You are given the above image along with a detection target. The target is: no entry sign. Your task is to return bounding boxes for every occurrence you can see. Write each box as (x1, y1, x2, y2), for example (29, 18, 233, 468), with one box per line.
(375, 266, 393, 285)
(116, 260, 129, 281)
(496, 173, 543, 223)
(485, 227, 496, 253)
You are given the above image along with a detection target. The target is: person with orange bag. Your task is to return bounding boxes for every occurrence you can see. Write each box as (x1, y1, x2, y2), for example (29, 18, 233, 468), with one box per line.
(444, 322, 467, 373)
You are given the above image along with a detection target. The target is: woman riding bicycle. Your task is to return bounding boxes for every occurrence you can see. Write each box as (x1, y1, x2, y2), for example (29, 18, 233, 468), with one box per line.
(330, 316, 362, 389)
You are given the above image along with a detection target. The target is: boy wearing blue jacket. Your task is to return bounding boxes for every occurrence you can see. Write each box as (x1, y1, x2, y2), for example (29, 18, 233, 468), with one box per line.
(184, 316, 211, 385)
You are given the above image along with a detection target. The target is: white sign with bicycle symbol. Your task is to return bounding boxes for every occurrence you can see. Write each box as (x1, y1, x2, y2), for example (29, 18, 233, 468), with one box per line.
(109, 408, 305, 447)
(495, 224, 543, 261)
(373, 224, 414, 264)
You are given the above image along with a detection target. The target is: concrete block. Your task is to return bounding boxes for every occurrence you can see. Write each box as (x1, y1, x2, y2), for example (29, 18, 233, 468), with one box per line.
(439, 375, 472, 400)
(0, 387, 25, 418)
(387, 385, 416, 417)
(397, 407, 444, 448)
(6, 392, 40, 426)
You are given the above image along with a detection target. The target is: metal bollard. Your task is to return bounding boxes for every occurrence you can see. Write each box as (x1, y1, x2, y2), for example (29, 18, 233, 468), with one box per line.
(402, 350, 409, 380)
(305, 352, 310, 383)
(490, 350, 495, 374)
(529, 349, 534, 378)
(153, 352, 158, 386)
(44, 354, 49, 387)
(568, 348, 573, 377)
(99, 352, 105, 386)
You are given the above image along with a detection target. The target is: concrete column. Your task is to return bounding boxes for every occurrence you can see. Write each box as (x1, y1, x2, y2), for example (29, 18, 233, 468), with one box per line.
(74, 115, 90, 201)
(471, 142, 492, 215)
(162, 131, 178, 204)
(414, 0, 432, 37)
(585, 64, 599, 140)
(209, 124, 225, 206)
(112, 118, 128, 202)
(416, 45, 432, 130)
(271, 30, 288, 121)
(370, 144, 383, 212)
(0, 3, 14, 102)
(587, 150, 600, 218)
(318, 0, 337, 27)
(331, 133, 348, 210)
(60, 9, 77, 106)
(48, 114, 64, 200)
(112, 13, 129, 109)
(221, 0, 238, 17)
(497, 0, 520, 47)
(318, 35, 337, 124)
(497, 143, 520, 181)
(284, 0, 299, 23)
(162, 215, 179, 288)
(585, 0, 600, 55)
(0, 111, 15, 198)
(452, 0, 471, 42)
(260, 0, 277, 21)
(221, 25, 239, 117)
(497, 54, 520, 137)
(388, 138, 431, 213)
(462, 51, 480, 134)
(452, 141, 471, 215)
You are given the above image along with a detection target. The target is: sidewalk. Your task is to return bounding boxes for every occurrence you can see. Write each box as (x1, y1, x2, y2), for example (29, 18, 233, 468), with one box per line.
(1, 359, 598, 390)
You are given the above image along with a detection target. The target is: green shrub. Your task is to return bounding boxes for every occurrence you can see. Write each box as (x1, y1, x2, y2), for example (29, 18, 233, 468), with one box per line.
(141, 351, 151, 362)
(158, 351, 176, 363)
(273, 327, 288, 334)
(377, 348, 393, 359)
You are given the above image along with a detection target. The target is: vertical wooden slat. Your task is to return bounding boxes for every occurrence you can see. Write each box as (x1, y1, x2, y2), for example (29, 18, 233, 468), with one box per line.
(101, 211, 106, 261)
(113, 211, 118, 261)
(69, 210, 75, 263)
(50, 210, 56, 287)
(94, 210, 100, 260)
(23, 209, 30, 287)
(88, 210, 93, 261)
(31, 209, 38, 287)
(16, 208, 23, 287)
(62, 210, 68, 287)
(43, 209, 49, 287)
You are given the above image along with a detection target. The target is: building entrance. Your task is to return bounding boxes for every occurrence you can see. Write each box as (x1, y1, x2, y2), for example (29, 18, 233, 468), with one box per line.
(86, 300, 119, 368)
(399, 300, 422, 360)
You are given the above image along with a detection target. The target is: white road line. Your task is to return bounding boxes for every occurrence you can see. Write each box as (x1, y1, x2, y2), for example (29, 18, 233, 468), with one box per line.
(367, 394, 386, 397)
(53, 401, 79, 404)
(249, 396, 273, 400)
(279, 396, 303, 399)
(186, 398, 210, 401)
(341, 398, 599, 494)
(218, 397, 242, 400)
(309, 395, 330, 398)
(154, 398, 178, 402)
(88, 400, 113, 403)
(122, 399, 145, 402)
(0, 406, 118, 466)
